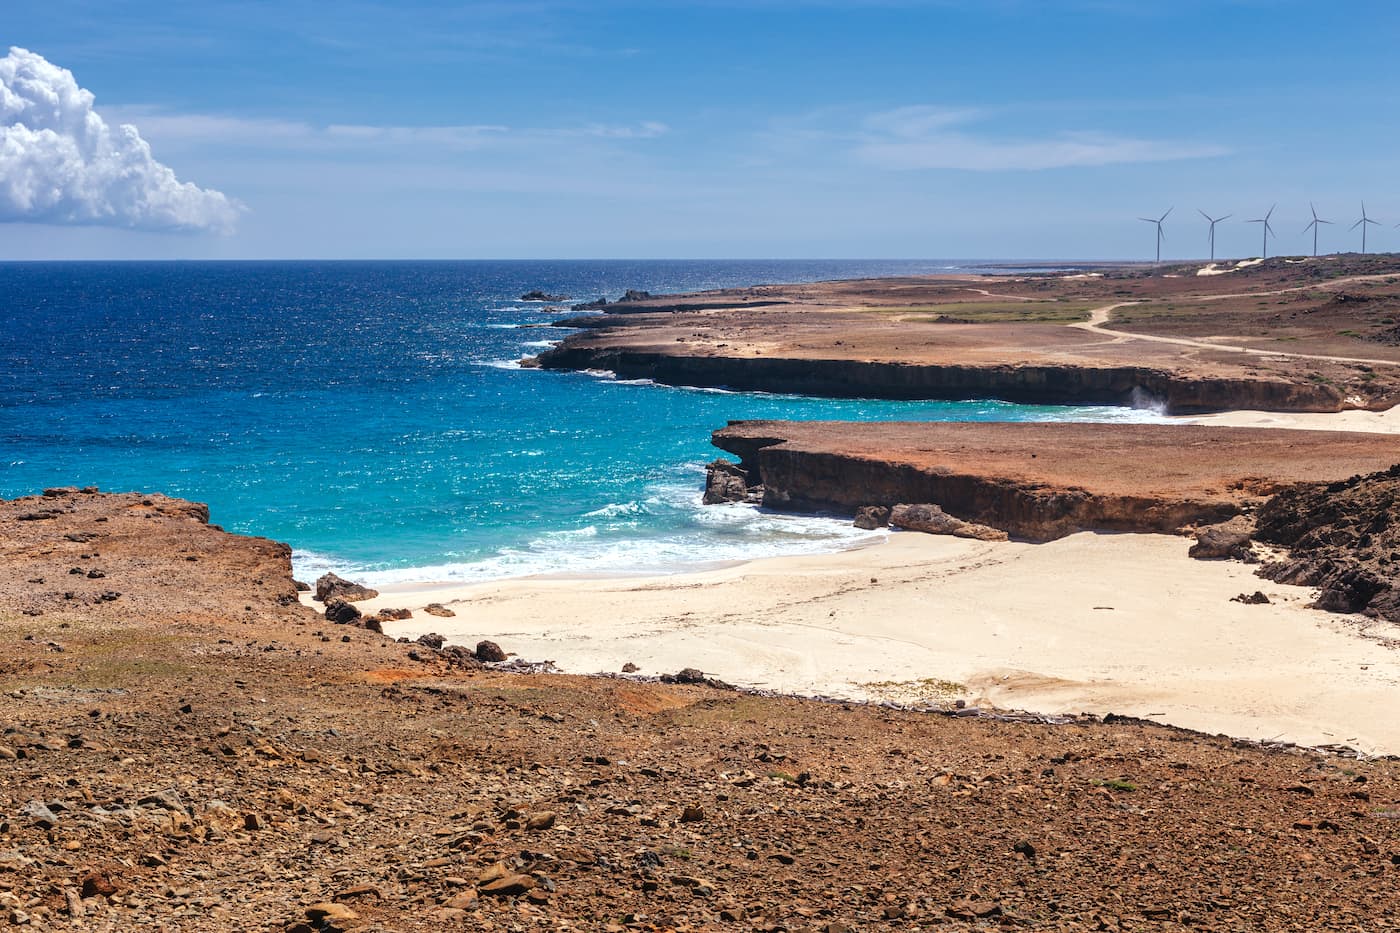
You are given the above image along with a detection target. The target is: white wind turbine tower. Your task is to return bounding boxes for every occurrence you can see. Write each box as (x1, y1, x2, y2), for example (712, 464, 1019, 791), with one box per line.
(1352, 202, 1380, 254)
(1302, 203, 1332, 257)
(1198, 209, 1230, 262)
(1245, 204, 1277, 259)
(1138, 207, 1172, 264)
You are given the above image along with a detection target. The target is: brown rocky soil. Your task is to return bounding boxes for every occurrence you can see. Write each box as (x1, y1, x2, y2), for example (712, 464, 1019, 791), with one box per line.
(5, 493, 1400, 932)
(710, 421, 1400, 542)
(530, 256, 1400, 413)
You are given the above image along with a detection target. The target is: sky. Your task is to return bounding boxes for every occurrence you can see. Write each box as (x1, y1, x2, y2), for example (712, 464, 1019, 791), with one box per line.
(4, 0, 1400, 260)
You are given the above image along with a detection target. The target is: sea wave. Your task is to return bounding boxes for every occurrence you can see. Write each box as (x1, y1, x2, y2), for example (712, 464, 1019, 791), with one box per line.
(290, 477, 884, 588)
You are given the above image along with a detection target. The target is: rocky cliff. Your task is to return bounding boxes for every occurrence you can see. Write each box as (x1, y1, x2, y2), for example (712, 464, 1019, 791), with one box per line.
(710, 421, 1400, 542)
(536, 345, 1344, 415)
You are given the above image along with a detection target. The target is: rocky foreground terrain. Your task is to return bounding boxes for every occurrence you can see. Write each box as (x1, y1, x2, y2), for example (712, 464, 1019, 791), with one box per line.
(4, 489, 1400, 932)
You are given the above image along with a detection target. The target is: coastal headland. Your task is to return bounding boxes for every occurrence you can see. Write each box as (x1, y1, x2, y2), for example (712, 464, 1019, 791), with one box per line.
(531, 255, 1400, 413)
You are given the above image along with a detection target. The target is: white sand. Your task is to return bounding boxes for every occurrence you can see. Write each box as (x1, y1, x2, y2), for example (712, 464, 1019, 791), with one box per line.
(1182, 406, 1400, 434)
(320, 530, 1400, 756)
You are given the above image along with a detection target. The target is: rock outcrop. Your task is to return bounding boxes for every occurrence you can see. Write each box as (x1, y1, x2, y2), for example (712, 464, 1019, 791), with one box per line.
(520, 290, 570, 302)
(1255, 465, 1400, 621)
(1188, 516, 1258, 561)
(536, 346, 1345, 415)
(314, 572, 379, 603)
(853, 505, 891, 529)
(711, 420, 1400, 542)
(702, 459, 754, 504)
(890, 503, 1009, 541)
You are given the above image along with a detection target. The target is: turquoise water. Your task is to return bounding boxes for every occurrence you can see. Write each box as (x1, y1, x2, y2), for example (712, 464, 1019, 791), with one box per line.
(0, 260, 1160, 583)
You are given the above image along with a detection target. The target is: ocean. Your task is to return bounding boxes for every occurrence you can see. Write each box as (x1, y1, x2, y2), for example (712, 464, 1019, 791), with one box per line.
(0, 259, 1162, 584)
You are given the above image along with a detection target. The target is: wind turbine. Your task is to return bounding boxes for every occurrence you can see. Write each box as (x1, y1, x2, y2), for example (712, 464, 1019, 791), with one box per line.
(1351, 202, 1380, 254)
(1138, 207, 1172, 264)
(1245, 204, 1277, 259)
(1302, 203, 1332, 257)
(1198, 209, 1230, 262)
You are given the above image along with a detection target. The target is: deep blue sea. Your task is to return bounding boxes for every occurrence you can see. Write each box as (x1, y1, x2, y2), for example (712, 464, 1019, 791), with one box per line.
(0, 260, 1161, 583)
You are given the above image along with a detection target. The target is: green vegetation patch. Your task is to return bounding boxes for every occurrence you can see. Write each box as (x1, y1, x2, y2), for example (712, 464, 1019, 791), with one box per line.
(864, 301, 1096, 324)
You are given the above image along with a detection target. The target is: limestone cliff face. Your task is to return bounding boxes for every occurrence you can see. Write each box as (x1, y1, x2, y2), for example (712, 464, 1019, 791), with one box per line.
(535, 346, 1344, 415)
(708, 420, 1400, 543)
(714, 439, 1238, 542)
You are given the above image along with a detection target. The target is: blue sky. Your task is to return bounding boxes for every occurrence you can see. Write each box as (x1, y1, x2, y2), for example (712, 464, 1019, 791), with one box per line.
(4, 0, 1400, 260)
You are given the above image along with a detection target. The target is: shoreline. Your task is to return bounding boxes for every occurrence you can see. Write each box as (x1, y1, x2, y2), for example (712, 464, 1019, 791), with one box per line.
(315, 526, 1400, 757)
(300, 403, 1400, 754)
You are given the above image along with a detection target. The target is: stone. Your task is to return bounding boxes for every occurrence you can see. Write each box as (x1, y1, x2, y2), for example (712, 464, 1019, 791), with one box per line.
(1189, 516, 1257, 560)
(526, 811, 556, 831)
(423, 603, 456, 618)
(378, 607, 412, 620)
(314, 572, 379, 603)
(323, 598, 362, 625)
(680, 806, 705, 823)
(521, 290, 571, 302)
(853, 505, 891, 530)
(703, 459, 751, 505)
(80, 871, 117, 899)
(890, 503, 1008, 541)
(1232, 591, 1271, 605)
(445, 891, 478, 909)
(21, 799, 58, 829)
(475, 640, 507, 662)
(479, 873, 535, 897)
(673, 667, 706, 684)
(619, 289, 653, 302)
(416, 633, 445, 650)
(305, 902, 359, 922)
(621, 662, 639, 673)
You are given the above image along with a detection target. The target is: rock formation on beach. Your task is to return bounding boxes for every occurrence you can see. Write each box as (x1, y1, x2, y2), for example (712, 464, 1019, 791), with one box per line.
(1255, 464, 1400, 621)
(709, 420, 1399, 542)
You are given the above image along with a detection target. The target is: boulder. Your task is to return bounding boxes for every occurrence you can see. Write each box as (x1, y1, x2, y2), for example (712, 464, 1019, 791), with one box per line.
(890, 503, 1008, 541)
(323, 598, 362, 625)
(853, 505, 891, 530)
(314, 572, 379, 603)
(1189, 516, 1256, 560)
(378, 607, 412, 620)
(703, 459, 751, 505)
(619, 289, 653, 302)
(475, 640, 507, 662)
(416, 633, 445, 650)
(520, 290, 570, 302)
(423, 603, 456, 618)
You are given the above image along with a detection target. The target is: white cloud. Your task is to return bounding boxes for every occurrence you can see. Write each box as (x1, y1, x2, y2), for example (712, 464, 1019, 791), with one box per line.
(0, 47, 241, 232)
(855, 105, 1229, 171)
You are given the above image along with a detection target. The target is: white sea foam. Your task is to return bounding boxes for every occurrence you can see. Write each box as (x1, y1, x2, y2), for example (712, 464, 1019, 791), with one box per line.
(292, 470, 884, 587)
(521, 339, 560, 350)
(479, 358, 525, 370)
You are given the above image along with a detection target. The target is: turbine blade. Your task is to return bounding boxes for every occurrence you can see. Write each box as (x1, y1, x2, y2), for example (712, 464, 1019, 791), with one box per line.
(1198, 209, 1210, 221)
(1351, 219, 1364, 230)
(1218, 214, 1231, 222)
(1138, 217, 1156, 223)
(1265, 204, 1276, 221)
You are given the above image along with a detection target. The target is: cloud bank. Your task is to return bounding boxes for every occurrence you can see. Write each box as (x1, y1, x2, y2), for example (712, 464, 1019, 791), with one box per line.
(0, 47, 240, 233)
(855, 105, 1229, 171)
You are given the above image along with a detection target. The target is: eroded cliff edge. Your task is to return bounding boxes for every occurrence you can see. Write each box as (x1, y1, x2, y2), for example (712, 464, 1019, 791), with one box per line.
(710, 421, 1400, 542)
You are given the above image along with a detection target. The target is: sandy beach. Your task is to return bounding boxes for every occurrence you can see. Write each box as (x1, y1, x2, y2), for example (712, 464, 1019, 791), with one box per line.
(325, 526, 1400, 757)
(1184, 405, 1400, 433)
